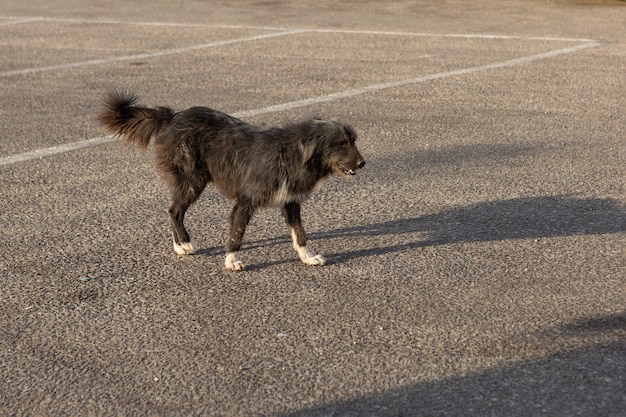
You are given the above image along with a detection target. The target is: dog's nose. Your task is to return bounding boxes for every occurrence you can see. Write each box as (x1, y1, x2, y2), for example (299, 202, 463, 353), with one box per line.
(357, 161, 365, 169)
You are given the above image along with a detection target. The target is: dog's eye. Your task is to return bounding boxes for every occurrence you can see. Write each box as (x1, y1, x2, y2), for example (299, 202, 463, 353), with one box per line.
(336, 141, 349, 148)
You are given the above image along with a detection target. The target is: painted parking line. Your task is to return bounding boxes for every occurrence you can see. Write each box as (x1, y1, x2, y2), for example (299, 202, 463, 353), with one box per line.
(235, 42, 600, 118)
(0, 16, 597, 78)
(0, 29, 304, 78)
(0, 16, 596, 43)
(0, 17, 44, 26)
(307, 28, 597, 43)
(0, 136, 115, 166)
(0, 41, 601, 167)
(0, 15, 290, 31)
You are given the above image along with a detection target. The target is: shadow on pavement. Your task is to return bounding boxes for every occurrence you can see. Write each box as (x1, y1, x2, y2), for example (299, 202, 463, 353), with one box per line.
(279, 312, 626, 417)
(323, 195, 625, 262)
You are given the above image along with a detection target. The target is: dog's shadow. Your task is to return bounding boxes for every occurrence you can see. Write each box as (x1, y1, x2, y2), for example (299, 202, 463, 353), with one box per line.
(198, 195, 624, 268)
(313, 195, 625, 263)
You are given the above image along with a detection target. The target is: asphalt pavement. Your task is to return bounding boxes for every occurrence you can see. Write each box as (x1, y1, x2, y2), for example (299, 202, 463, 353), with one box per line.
(0, 1, 624, 416)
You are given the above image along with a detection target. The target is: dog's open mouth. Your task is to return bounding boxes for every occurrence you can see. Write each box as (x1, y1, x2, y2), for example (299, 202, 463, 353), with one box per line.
(337, 164, 358, 177)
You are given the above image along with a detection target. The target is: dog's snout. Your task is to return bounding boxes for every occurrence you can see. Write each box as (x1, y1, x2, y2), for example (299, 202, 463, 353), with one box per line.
(357, 160, 365, 169)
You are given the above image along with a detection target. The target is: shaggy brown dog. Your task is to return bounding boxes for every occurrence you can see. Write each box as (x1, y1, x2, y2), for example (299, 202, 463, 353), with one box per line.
(97, 91, 365, 271)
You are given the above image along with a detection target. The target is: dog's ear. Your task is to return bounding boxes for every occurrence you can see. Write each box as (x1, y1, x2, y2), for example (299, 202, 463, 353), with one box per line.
(338, 121, 357, 143)
(300, 138, 317, 166)
(299, 119, 325, 165)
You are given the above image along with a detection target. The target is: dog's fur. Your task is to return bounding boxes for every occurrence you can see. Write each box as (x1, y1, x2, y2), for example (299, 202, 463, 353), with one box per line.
(97, 91, 365, 271)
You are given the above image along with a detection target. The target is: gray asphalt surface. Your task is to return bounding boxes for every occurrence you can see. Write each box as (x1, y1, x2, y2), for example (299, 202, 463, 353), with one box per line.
(1, 1, 625, 416)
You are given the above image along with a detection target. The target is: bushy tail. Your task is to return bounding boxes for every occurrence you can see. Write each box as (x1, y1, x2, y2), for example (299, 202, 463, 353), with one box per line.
(97, 90, 175, 150)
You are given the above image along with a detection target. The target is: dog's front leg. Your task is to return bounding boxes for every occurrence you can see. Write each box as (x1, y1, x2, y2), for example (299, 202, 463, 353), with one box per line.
(282, 202, 326, 266)
(225, 198, 255, 271)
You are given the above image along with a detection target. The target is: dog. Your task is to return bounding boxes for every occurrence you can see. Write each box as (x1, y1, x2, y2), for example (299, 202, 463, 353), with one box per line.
(97, 91, 365, 271)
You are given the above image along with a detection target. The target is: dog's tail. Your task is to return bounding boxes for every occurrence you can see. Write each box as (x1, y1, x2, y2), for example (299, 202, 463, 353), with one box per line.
(97, 90, 175, 150)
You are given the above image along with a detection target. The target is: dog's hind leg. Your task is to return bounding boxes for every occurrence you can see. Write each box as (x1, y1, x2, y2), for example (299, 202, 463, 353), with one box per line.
(282, 202, 326, 266)
(225, 197, 256, 271)
(168, 178, 206, 255)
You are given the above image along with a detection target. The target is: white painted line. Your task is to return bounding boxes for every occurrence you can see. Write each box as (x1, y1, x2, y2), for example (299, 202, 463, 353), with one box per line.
(235, 42, 601, 118)
(0, 136, 114, 166)
(0, 15, 598, 43)
(0, 41, 600, 168)
(0, 15, 290, 31)
(0, 29, 304, 78)
(0, 17, 44, 26)
(307, 28, 597, 43)
(0, 15, 598, 78)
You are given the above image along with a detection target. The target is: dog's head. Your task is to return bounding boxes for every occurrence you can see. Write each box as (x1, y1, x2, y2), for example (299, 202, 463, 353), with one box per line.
(301, 120, 365, 179)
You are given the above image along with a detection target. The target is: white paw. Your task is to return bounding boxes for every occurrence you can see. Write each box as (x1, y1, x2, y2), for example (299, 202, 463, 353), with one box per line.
(302, 253, 326, 266)
(297, 246, 326, 266)
(225, 252, 245, 271)
(173, 241, 196, 255)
